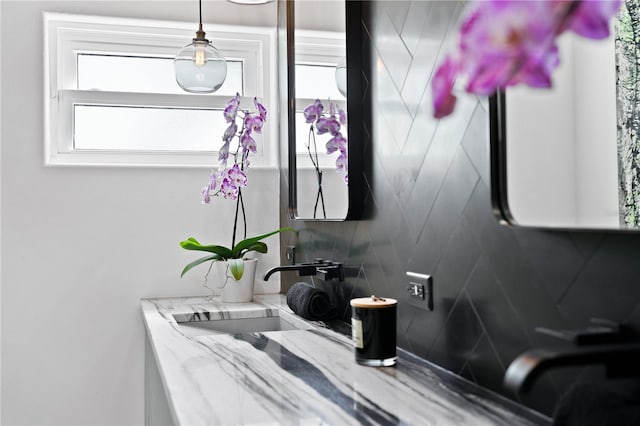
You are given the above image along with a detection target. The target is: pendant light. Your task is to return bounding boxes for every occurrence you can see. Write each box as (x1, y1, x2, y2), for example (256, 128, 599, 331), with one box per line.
(335, 56, 347, 97)
(174, 0, 227, 93)
(227, 0, 274, 4)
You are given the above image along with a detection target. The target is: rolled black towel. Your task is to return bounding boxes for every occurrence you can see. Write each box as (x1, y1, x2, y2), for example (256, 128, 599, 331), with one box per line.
(286, 282, 338, 321)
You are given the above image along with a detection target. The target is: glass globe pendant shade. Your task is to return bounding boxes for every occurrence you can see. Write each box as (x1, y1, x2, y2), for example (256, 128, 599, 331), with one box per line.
(335, 56, 347, 97)
(227, 0, 274, 3)
(175, 38, 227, 93)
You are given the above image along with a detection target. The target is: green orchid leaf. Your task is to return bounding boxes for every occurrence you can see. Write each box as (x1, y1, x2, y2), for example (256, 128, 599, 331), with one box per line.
(180, 227, 294, 279)
(180, 239, 233, 259)
(228, 258, 245, 281)
(238, 242, 268, 259)
(180, 254, 222, 278)
(231, 227, 296, 258)
(245, 242, 268, 254)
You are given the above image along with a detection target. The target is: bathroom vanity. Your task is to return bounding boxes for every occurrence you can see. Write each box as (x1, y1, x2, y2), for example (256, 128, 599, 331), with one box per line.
(141, 295, 550, 425)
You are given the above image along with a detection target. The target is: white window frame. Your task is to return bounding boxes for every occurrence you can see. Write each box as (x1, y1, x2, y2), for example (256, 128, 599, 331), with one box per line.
(294, 30, 346, 170)
(44, 13, 277, 168)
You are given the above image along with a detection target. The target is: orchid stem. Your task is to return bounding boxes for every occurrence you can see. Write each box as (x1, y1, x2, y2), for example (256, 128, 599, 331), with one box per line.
(239, 189, 247, 241)
(307, 124, 326, 219)
(306, 126, 319, 170)
(230, 188, 247, 249)
(320, 185, 326, 219)
(232, 188, 241, 248)
(313, 170, 326, 219)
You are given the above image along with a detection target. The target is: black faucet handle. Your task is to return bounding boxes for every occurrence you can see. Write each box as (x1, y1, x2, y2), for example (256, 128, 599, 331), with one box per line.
(535, 319, 631, 346)
(589, 317, 623, 331)
(317, 262, 344, 282)
(297, 264, 319, 276)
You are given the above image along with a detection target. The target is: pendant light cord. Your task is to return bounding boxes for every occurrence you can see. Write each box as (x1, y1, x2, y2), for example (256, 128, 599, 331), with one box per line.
(195, 0, 206, 40)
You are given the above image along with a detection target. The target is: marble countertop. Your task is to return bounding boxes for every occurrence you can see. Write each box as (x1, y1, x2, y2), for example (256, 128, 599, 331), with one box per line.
(141, 295, 550, 425)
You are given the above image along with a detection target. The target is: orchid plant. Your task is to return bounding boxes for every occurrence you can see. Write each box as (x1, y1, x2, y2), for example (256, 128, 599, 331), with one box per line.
(302, 99, 348, 219)
(180, 93, 294, 282)
(431, 0, 623, 119)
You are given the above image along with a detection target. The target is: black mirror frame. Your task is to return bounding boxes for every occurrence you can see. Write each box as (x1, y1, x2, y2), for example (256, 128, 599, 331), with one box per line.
(489, 90, 515, 226)
(282, 0, 367, 221)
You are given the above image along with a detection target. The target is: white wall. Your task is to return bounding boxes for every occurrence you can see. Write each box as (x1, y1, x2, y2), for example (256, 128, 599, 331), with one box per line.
(1, 1, 280, 424)
(572, 33, 619, 227)
(295, 168, 348, 219)
(506, 40, 578, 226)
(506, 32, 619, 228)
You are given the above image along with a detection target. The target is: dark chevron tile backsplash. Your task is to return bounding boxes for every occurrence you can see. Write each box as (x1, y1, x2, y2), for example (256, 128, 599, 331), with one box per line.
(279, 0, 640, 417)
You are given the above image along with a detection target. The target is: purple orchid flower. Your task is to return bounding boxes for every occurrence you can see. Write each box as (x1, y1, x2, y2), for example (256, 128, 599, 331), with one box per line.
(431, 55, 459, 119)
(336, 152, 347, 172)
(559, 0, 622, 39)
(218, 140, 230, 167)
(223, 93, 241, 123)
(254, 97, 267, 121)
(245, 114, 264, 134)
(240, 131, 257, 154)
(199, 94, 268, 210)
(220, 177, 239, 200)
(302, 99, 349, 184)
(326, 133, 347, 154)
(223, 122, 238, 142)
(338, 108, 347, 126)
(329, 101, 337, 117)
(316, 117, 341, 136)
(303, 100, 324, 123)
(201, 185, 211, 204)
(460, 0, 561, 94)
(432, 0, 622, 118)
(208, 170, 219, 191)
(227, 163, 247, 188)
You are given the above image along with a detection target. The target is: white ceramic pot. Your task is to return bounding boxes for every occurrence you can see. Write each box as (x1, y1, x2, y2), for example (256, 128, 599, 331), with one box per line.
(220, 258, 257, 303)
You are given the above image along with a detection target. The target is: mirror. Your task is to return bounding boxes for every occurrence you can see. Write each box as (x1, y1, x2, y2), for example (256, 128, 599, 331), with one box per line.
(280, 0, 366, 220)
(490, 21, 640, 231)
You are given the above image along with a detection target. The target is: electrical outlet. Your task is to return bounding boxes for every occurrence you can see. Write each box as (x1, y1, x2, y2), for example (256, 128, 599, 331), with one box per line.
(285, 246, 296, 265)
(406, 271, 434, 311)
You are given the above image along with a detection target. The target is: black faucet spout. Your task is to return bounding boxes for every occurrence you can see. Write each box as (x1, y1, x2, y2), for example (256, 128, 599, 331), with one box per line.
(504, 344, 640, 394)
(263, 264, 320, 281)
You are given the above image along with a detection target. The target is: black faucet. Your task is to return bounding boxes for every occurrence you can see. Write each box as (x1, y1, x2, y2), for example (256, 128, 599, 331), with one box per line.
(263, 259, 344, 282)
(504, 344, 640, 394)
(263, 263, 320, 281)
(503, 319, 640, 394)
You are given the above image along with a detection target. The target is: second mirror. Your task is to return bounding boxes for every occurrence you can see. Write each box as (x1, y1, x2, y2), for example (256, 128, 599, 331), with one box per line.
(284, 0, 366, 220)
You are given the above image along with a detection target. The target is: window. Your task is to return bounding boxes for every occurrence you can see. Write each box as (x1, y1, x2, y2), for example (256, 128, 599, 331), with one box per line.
(44, 13, 276, 167)
(294, 30, 346, 169)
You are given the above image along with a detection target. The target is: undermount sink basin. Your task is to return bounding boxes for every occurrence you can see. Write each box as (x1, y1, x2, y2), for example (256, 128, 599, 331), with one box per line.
(173, 311, 313, 337)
